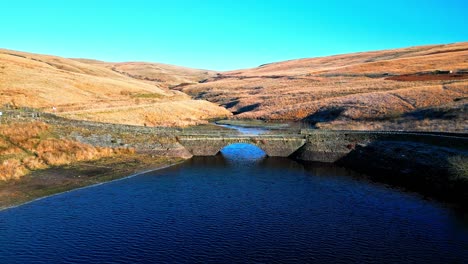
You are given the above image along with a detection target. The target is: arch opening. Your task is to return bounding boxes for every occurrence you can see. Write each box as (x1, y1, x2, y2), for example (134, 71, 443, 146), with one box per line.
(218, 143, 267, 160)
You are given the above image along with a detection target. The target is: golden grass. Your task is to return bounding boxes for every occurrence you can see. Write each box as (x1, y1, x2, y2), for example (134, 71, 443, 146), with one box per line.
(2, 43, 466, 129)
(226, 42, 468, 76)
(61, 99, 231, 127)
(0, 121, 135, 181)
(179, 42, 468, 127)
(77, 60, 217, 88)
(313, 99, 467, 132)
(0, 159, 27, 181)
(0, 49, 229, 126)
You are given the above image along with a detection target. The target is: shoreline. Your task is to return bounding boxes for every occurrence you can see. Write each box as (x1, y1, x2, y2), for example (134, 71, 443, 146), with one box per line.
(0, 155, 187, 212)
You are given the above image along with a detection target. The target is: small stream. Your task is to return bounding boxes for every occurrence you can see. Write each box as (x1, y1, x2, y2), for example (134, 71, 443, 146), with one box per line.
(215, 123, 270, 135)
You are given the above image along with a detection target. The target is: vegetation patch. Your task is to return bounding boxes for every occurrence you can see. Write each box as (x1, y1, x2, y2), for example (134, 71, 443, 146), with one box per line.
(131, 93, 164, 99)
(448, 155, 468, 181)
(0, 121, 135, 181)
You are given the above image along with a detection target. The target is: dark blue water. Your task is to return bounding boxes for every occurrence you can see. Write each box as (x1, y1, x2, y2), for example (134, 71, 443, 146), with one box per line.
(1, 144, 467, 263)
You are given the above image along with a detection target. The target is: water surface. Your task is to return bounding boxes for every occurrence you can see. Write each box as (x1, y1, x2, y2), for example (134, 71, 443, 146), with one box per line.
(1, 144, 467, 263)
(216, 123, 268, 135)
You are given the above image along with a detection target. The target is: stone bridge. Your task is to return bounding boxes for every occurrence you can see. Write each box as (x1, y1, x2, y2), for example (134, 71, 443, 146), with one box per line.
(176, 129, 468, 204)
(177, 130, 467, 160)
(177, 134, 306, 157)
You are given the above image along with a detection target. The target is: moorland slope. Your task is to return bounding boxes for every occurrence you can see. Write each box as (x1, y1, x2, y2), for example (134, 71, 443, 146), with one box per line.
(0, 49, 230, 127)
(176, 42, 468, 131)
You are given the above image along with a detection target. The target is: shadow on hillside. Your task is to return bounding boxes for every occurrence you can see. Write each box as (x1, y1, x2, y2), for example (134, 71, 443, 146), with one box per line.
(303, 107, 345, 125)
(233, 103, 261, 115)
(403, 104, 466, 120)
(223, 100, 240, 109)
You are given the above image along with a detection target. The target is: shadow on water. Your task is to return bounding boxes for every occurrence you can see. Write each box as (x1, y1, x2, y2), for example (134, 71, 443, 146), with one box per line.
(202, 143, 468, 216)
(337, 140, 468, 211)
(186, 143, 368, 185)
(185, 143, 267, 168)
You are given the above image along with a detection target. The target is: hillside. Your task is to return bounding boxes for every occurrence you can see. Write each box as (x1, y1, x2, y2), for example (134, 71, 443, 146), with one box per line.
(1, 43, 467, 131)
(176, 42, 468, 131)
(0, 49, 231, 126)
(73, 59, 216, 88)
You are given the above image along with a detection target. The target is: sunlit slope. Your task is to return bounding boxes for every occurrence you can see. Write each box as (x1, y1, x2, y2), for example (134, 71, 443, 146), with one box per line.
(0, 49, 231, 126)
(74, 59, 216, 88)
(227, 42, 468, 76)
(177, 42, 468, 128)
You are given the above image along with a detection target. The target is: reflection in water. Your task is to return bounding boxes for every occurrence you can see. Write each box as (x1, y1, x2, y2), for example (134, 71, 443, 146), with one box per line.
(0, 144, 467, 263)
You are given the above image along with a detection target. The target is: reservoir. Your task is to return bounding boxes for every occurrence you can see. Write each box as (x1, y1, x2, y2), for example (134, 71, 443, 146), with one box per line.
(0, 144, 467, 263)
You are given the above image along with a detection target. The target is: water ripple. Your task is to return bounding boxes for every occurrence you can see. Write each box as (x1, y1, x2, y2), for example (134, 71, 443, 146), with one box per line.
(0, 144, 467, 263)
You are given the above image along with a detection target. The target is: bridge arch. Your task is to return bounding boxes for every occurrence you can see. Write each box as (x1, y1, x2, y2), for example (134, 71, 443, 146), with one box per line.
(177, 135, 306, 157)
(218, 143, 267, 158)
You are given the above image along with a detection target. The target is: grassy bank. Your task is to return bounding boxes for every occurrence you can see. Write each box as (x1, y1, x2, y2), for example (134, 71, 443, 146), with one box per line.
(0, 154, 184, 210)
(0, 121, 138, 181)
(0, 111, 190, 210)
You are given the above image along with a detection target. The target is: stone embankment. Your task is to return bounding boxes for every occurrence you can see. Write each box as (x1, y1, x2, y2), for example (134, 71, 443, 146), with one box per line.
(294, 129, 467, 162)
(295, 130, 468, 204)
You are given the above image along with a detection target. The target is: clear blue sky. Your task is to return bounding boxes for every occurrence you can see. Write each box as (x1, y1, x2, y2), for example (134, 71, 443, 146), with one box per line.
(1, 0, 467, 70)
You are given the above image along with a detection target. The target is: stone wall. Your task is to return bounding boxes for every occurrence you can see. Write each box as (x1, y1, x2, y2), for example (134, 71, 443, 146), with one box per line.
(294, 130, 467, 162)
(0, 108, 192, 158)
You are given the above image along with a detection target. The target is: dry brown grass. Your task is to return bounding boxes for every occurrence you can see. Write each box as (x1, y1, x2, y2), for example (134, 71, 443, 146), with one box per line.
(61, 99, 231, 127)
(314, 100, 467, 132)
(226, 42, 468, 76)
(0, 121, 135, 181)
(0, 49, 230, 127)
(22, 156, 47, 170)
(2, 43, 466, 130)
(74, 60, 216, 88)
(0, 159, 27, 181)
(178, 42, 468, 130)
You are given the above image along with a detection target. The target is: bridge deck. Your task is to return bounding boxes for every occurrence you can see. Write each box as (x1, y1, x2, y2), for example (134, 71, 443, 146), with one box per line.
(178, 134, 305, 138)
